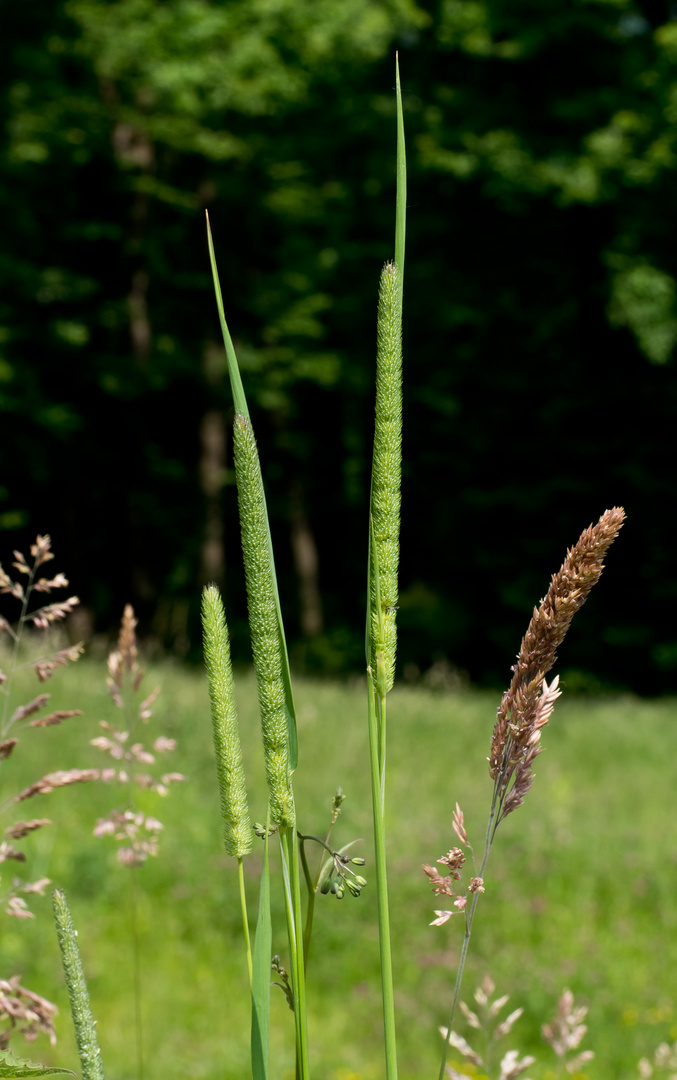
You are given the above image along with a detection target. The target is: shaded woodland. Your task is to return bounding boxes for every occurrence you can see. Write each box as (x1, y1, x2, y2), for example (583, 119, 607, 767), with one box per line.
(2, 0, 677, 690)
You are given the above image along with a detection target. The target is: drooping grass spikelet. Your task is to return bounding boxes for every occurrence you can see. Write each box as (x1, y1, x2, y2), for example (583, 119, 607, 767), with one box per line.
(52, 889, 105, 1080)
(489, 506, 625, 821)
(369, 261, 402, 695)
(233, 413, 295, 828)
(201, 584, 252, 858)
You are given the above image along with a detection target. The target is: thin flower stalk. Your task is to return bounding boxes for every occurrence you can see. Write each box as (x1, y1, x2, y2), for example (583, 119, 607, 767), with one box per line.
(438, 508, 625, 1080)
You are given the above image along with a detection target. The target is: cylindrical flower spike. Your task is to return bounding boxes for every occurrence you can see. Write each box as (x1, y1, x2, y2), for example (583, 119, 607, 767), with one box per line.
(52, 889, 105, 1080)
(369, 261, 402, 694)
(201, 584, 253, 857)
(233, 413, 295, 827)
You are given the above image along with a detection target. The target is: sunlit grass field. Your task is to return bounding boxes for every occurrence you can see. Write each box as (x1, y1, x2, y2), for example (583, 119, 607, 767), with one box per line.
(5, 659, 677, 1079)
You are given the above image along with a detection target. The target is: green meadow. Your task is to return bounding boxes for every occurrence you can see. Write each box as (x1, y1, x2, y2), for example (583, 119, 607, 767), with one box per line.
(6, 659, 677, 1079)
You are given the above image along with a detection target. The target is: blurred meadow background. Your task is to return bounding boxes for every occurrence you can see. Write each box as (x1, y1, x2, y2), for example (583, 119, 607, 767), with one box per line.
(8, 657, 677, 1079)
(3, 0, 677, 1077)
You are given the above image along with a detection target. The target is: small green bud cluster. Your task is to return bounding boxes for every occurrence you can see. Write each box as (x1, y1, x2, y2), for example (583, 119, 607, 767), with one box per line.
(331, 786, 345, 825)
(271, 955, 294, 1013)
(320, 853, 367, 900)
(254, 822, 279, 839)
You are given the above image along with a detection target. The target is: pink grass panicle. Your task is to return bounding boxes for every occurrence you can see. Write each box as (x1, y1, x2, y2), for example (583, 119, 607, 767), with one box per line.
(92, 605, 185, 866)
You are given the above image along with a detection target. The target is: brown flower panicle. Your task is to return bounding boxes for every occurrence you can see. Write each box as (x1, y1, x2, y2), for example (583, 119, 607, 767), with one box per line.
(0, 535, 89, 1048)
(424, 806, 480, 925)
(542, 989, 594, 1074)
(92, 605, 184, 865)
(489, 508, 625, 823)
(440, 976, 534, 1080)
(0, 976, 57, 1048)
(15, 769, 99, 803)
(93, 810, 164, 866)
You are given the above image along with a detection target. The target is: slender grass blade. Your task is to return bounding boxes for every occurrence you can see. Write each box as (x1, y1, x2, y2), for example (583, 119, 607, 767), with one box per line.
(395, 54, 406, 300)
(251, 829, 272, 1080)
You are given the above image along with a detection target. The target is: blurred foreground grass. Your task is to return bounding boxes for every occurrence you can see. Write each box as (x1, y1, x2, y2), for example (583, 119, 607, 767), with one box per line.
(4, 659, 677, 1079)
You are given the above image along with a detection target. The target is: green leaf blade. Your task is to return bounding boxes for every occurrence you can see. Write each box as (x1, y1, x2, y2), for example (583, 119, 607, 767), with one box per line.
(0, 1051, 74, 1079)
(205, 210, 249, 419)
(395, 53, 407, 302)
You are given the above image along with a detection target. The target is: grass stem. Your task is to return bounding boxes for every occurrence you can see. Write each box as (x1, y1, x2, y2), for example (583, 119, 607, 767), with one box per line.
(239, 857, 253, 988)
(130, 869, 145, 1080)
(438, 795, 497, 1080)
(367, 673, 398, 1080)
(280, 828, 310, 1080)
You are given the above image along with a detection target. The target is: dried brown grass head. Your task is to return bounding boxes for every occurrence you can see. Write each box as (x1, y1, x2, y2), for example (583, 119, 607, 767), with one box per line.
(489, 507, 625, 824)
(0, 535, 91, 1051)
(107, 604, 143, 703)
(0, 977, 57, 1048)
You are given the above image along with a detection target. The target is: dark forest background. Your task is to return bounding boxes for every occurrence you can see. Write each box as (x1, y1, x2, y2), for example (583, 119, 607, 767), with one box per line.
(3, 0, 677, 692)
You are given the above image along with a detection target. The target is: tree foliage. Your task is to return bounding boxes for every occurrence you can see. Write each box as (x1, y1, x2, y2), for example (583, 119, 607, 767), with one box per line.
(1, 0, 676, 689)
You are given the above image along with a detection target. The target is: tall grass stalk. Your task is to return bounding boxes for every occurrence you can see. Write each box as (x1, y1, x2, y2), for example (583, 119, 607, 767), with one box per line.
(206, 219, 308, 1078)
(364, 55, 405, 1080)
(204, 62, 407, 1080)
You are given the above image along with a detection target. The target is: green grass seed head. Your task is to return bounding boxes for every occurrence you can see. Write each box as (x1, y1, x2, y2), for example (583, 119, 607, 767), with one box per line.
(201, 584, 252, 858)
(369, 261, 402, 694)
(232, 413, 295, 827)
(52, 888, 105, 1080)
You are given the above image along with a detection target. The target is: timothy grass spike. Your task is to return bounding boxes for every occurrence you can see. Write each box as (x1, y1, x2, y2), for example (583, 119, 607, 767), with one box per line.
(369, 261, 402, 695)
(201, 584, 252, 858)
(206, 218, 298, 777)
(52, 890, 105, 1080)
(233, 413, 295, 828)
